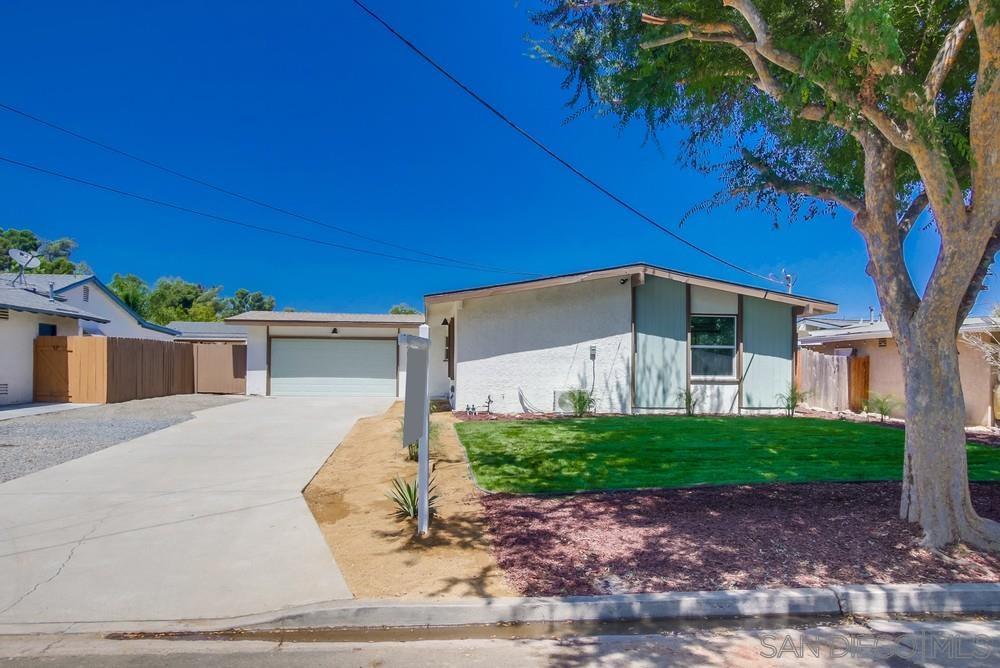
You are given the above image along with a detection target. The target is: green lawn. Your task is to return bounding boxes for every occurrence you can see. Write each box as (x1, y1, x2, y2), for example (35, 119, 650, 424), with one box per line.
(455, 416, 1000, 494)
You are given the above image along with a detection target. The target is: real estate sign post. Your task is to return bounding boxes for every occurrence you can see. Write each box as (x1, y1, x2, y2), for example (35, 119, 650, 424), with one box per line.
(400, 324, 431, 534)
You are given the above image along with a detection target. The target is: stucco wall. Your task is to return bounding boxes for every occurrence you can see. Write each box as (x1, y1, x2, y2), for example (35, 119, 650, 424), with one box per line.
(61, 283, 173, 340)
(0, 310, 79, 405)
(454, 277, 632, 414)
(243, 324, 418, 397)
(426, 302, 457, 399)
(811, 337, 992, 427)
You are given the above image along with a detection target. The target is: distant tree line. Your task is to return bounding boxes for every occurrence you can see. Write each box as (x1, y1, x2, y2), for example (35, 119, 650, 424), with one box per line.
(2, 226, 277, 324)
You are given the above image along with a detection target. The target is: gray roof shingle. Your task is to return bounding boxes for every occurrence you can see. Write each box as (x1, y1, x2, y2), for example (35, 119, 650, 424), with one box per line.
(0, 285, 109, 322)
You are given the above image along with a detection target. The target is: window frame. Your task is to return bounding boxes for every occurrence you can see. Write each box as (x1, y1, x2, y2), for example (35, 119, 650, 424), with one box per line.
(689, 314, 738, 381)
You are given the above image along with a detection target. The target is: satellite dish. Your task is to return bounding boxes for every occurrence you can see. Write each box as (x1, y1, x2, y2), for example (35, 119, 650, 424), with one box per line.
(9, 248, 41, 269)
(7, 248, 41, 286)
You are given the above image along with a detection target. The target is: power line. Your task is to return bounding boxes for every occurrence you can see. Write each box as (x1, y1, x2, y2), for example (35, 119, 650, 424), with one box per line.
(351, 0, 785, 287)
(0, 153, 533, 274)
(0, 102, 533, 277)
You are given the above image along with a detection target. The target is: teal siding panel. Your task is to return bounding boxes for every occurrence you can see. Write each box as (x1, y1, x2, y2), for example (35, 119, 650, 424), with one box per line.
(634, 276, 687, 408)
(741, 298, 793, 408)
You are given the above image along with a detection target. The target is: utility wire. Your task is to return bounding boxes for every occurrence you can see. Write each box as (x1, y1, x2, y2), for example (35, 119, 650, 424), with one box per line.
(0, 153, 530, 273)
(0, 102, 533, 277)
(351, 0, 785, 287)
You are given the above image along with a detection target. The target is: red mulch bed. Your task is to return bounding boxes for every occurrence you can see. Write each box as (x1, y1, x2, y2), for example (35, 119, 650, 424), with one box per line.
(480, 482, 1000, 596)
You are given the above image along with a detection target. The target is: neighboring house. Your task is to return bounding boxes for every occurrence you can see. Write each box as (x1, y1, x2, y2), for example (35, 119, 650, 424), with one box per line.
(800, 317, 998, 427)
(0, 282, 109, 405)
(167, 320, 248, 344)
(423, 263, 837, 415)
(0, 274, 178, 340)
(223, 311, 425, 397)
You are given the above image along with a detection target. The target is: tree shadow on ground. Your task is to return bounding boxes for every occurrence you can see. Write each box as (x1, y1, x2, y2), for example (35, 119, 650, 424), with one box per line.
(482, 482, 1000, 596)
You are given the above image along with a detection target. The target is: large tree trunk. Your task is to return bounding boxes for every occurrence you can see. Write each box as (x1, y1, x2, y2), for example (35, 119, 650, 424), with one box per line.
(897, 323, 1000, 551)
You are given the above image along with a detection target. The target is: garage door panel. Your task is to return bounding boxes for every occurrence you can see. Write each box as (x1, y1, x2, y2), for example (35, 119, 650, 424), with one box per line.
(270, 339, 396, 397)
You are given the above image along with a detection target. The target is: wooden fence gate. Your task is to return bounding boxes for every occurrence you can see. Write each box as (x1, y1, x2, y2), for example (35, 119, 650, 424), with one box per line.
(193, 343, 247, 394)
(34, 336, 194, 403)
(796, 348, 870, 413)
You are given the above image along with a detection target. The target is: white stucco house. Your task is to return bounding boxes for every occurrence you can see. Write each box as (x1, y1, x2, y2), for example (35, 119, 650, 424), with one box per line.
(0, 273, 180, 406)
(221, 263, 836, 413)
(223, 311, 425, 397)
(0, 273, 178, 340)
(424, 263, 837, 415)
(0, 281, 109, 405)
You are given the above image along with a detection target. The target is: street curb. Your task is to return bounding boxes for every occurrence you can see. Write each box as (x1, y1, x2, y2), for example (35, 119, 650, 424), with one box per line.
(247, 588, 841, 630)
(0, 583, 996, 636)
(829, 583, 1000, 616)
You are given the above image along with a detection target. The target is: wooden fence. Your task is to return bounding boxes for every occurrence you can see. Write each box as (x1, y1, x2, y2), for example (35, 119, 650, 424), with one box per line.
(193, 343, 247, 394)
(797, 348, 870, 413)
(34, 336, 194, 404)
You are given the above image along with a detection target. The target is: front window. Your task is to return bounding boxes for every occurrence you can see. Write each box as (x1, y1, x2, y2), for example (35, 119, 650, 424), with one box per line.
(690, 316, 736, 379)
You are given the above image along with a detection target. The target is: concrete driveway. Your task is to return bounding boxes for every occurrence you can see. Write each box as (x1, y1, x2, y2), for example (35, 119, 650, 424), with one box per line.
(0, 396, 393, 626)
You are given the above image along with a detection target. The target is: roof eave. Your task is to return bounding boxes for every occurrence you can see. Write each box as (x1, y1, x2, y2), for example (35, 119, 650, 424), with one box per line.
(425, 263, 838, 314)
(0, 303, 111, 323)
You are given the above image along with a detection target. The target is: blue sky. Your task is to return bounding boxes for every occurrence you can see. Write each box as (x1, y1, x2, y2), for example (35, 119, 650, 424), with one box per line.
(0, 1, 982, 317)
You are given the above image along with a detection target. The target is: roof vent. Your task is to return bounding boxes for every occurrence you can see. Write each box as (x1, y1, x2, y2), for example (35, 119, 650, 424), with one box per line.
(48, 281, 56, 302)
(82, 285, 90, 302)
(0, 308, 8, 320)
(0, 383, 7, 396)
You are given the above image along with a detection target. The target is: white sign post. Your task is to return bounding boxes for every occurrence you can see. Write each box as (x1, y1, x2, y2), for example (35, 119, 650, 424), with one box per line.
(399, 324, 431, 535)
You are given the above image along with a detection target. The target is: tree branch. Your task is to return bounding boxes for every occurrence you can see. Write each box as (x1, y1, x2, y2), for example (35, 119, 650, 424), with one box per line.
(740, 148, 863, 212)
(898, 190, 929, 239)
(969, 0, 1000, 234)
(957, 224, 1000, 327)
(923, 9, 974, 107)
(721, 0, 912, 150)
(639, 18, 853, 136)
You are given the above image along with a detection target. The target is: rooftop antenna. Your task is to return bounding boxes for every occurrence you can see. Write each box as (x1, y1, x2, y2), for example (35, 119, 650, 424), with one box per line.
(769, 268, 797, 294)
(7, 248, 41, 286)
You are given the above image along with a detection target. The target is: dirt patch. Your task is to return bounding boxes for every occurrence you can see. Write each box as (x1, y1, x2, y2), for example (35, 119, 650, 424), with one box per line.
(482, 482, 1000, 596)
(303, 402, 513, 599)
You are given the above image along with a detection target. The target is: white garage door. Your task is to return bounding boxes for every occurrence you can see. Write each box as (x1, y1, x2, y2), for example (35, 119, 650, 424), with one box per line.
(270, 339, 396, 397)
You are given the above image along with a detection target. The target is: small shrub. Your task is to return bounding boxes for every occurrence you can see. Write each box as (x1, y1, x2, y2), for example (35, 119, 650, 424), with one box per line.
(406, 441, 418, 461)
(775, 382, 810, 417)
(559, 389, 595, 416)
(864, 393, 899, 423)
(676, 388, 699, 416)
(387, 477, 439, 521)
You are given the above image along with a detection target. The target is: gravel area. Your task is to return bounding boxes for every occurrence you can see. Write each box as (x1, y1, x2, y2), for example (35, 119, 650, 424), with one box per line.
(481, 482, 1000, 596)
(0, 394, 246, 482)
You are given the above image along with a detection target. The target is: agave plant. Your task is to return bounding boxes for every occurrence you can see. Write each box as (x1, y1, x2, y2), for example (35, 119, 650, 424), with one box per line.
(387, 477, 439, 521)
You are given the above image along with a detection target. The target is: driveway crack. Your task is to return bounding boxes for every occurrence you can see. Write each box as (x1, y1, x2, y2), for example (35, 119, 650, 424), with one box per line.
(0, 516, 106, 617)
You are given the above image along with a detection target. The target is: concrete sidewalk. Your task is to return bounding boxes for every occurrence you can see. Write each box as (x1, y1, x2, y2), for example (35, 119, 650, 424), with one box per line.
(0, 403, 96, 421)
(0, 396, 392, 625)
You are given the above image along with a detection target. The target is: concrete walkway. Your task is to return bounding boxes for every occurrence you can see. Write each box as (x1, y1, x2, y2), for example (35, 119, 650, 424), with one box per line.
(0, 403, 96, 421)
(0, 396, 393, 625)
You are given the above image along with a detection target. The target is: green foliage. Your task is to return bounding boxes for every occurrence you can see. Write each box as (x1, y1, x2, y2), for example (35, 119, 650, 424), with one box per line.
(389, 303, 421, 315)
(386, 477, 439, 521)
(455, 416, 1000, 494)
(775, 382, 810, 417)
(531, 0, 976, 226)
(221, 288, 276, 318)
(109, 273, 151, 318)
(559, 388, 595, 416)
(864, 392, 900, 422)
(109, 274, 277, 325)
(676, 388, 699, 416)
(1, 227, 85, 274)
